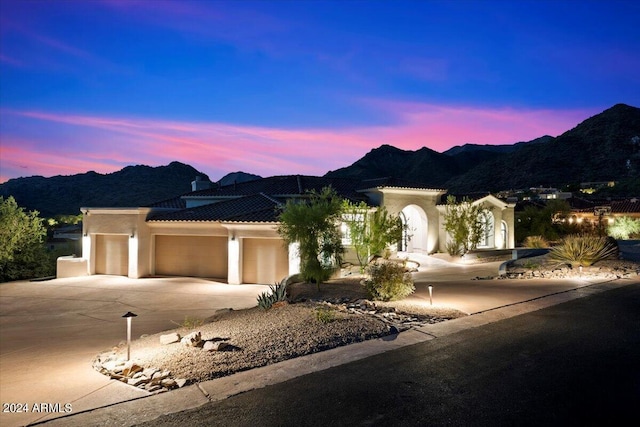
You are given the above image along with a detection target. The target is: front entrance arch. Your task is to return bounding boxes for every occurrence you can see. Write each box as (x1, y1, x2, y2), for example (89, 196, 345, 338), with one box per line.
(400, 205, 428, 253)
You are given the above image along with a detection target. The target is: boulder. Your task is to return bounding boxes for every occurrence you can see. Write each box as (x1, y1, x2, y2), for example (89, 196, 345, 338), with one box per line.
(203, 340, 229, 352)
(181, 331, 202, 347)
(160, 332, 181, 345)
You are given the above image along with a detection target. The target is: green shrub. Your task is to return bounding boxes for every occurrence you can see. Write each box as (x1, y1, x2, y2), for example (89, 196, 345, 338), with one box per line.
(607, 216, 640, 240)
(171, 316, 204, 329)
(314, 306, 336, 323)
(257, 282, 288, 310)
(549, 234, 618, 267)
(362, 262, 415, 302)
(446, 240, 463, 256)
(523, 235, 549, 248)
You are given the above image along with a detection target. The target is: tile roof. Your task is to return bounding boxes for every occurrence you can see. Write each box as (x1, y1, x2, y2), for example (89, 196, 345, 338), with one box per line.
(357, 177, 446, 192)
(147, 175, 452, 224)
(572, 198, 640, 214)
(185, 175, 368, 202)
(148, 193, 281, 223)
(612, 199, 640, 213)
(146, 196, 186, 209)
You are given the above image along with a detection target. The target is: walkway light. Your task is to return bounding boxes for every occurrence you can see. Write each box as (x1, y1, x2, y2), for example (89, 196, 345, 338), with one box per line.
(122, 311, 137, 361)
(428, 285, 433, 306)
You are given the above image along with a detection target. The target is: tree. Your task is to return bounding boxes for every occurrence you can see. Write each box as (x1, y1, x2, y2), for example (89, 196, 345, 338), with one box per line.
(442, 195, 491, 255)
(0, 196, 51, 282)
(277, 187, 344, 289)
(341, 200, 404, 270)
(515, 200, 581, 243)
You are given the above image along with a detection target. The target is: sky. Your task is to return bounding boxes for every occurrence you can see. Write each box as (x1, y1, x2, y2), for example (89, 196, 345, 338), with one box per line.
(1, 0, 638, 183)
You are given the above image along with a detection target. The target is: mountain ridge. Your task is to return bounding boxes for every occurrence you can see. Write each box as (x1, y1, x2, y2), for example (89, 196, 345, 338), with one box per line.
(2, 104, 638, 216)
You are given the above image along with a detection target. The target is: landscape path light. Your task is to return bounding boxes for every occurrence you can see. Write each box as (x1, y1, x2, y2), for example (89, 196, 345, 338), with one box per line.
(122, 311, 137, 361)
(428, 285, 433, 306)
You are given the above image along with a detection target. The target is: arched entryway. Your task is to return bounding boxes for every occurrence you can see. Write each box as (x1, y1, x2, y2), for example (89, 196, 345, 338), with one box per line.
(399, 205, 428, 253)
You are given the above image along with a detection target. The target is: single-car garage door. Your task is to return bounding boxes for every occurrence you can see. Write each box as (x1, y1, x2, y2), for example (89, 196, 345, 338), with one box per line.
(155, 235, 228, 279)
(95, 234, 129, 276)
(242, 238, 289, 284)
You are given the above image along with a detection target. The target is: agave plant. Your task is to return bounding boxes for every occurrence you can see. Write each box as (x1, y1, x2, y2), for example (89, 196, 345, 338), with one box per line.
(549, 234, 618, 267)
(256, 282, 288, 310)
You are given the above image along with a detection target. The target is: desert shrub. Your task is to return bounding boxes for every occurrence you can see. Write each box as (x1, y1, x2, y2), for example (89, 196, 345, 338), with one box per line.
(363, 262, 415, 301)
(523, 235, 549, 248)
(549, 234, 618, 267)
(446, 240, 463, 256)
(171, 316, 204, 329)
(314, 306, 336, 323)
(607, 216, 640, 240)
(257, 282, 288, 310)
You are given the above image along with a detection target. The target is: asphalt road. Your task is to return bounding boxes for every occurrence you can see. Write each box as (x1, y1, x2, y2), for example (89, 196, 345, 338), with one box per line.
(136, 282, 640, 427)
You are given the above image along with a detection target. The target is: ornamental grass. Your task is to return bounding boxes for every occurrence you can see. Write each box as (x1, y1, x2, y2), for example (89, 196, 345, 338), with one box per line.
(549, 234, 618, 267)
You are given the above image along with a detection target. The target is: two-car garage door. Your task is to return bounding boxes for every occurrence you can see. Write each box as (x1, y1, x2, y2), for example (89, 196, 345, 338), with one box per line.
(154, 236, 288, 284)
(155, 235, 228, 279)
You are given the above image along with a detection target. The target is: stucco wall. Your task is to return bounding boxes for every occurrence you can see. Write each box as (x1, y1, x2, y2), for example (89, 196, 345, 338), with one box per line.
(373, 188, 446, 254)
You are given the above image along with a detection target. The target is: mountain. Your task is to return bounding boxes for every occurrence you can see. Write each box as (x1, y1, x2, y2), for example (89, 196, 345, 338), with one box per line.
(326, 104, 640, 193)
(445, 104, 640, 192)
(325, 144, 461, 187)
(217, 171, 262, 186)
(442, 135, 553, 156)
(0, 162, 209, 217)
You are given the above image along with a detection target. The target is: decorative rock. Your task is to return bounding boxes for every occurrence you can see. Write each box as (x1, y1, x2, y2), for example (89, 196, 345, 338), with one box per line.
(160, 332, 181, 345)
(203, 340, 229, 352)
(161, 378, 177, 388)
(181, 331, 202, 347)
(176, 379, 187, 388)
(127, 377, 148, 387)
(122, 361, 143, 377)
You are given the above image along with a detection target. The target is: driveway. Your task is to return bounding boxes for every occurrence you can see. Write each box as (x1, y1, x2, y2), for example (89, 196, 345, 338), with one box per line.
(407, 254, 607, 314)
(1, 257, 632, 426)
(0, 276, 269, 427)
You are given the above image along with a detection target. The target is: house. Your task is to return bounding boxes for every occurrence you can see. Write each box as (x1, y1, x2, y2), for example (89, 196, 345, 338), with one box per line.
(567, 198, 640, 228)
(64, 175, 516, 284)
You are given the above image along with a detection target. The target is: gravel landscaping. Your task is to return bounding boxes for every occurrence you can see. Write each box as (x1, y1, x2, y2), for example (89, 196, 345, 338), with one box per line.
(505, 256, 640, 280)
(94, 279, 466, 390)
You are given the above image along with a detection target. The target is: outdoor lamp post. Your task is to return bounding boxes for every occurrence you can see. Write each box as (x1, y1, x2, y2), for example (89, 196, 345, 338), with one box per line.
(122, 311, 137, 361)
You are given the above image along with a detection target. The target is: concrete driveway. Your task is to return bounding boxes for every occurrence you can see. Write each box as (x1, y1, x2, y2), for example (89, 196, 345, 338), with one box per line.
(407, 254, 612, 314)
(1, 256, 632, 427)
(0, 276, 269, 427)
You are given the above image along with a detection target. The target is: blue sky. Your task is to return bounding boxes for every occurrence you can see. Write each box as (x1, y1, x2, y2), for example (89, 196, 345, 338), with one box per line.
(1, 0, 638, 182)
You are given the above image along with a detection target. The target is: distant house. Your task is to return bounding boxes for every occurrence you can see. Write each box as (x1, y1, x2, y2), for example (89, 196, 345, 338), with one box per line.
(567, 198, 640, 228)
(70, 175, 515, 284)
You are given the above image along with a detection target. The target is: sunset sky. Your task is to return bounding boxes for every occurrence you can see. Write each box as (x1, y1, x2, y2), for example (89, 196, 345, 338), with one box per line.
(1, 0, 638, 183)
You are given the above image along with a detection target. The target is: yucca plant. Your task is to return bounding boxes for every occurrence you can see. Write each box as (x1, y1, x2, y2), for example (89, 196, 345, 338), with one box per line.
(256, 282, 288, 310)
(523, 235, 549, 248)
(549, 234, 618, 267)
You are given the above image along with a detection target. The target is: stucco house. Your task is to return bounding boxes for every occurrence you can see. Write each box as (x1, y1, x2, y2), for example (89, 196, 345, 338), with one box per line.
(66, 175, 515, 284)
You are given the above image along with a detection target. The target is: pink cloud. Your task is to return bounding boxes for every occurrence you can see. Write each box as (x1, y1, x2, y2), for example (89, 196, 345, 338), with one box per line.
(0, 103, 599, 184)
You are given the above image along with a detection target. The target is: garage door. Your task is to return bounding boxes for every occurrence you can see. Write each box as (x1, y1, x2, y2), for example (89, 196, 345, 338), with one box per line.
(95, 234, 129, 276)
(242, 238, 289, 284)
(155, 235, 228, 279)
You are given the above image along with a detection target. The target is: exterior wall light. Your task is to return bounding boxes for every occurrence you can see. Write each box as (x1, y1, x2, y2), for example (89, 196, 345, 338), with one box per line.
(122, 312, 138, 361)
